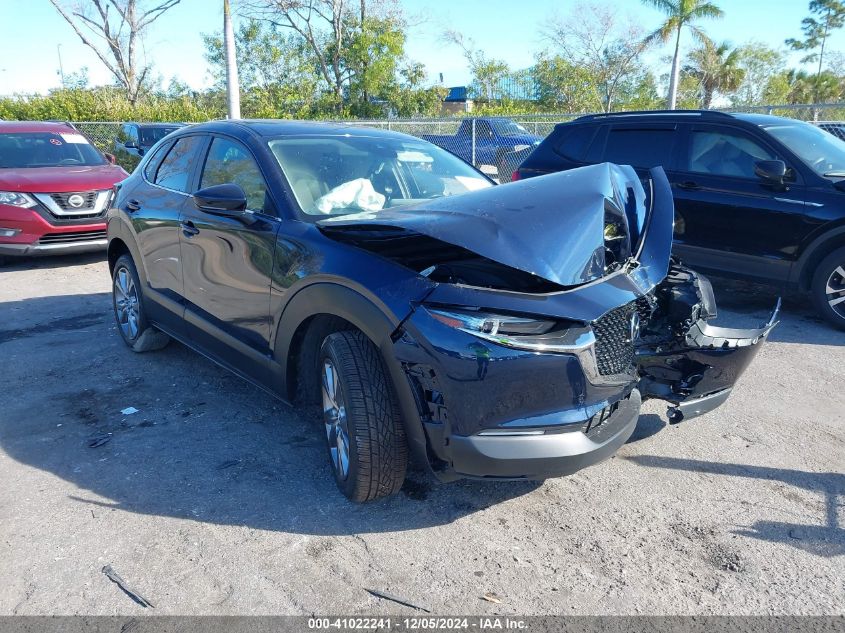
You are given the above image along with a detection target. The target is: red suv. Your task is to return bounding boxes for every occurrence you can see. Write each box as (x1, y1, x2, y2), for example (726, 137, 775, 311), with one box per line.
(0, 121, 128, 259)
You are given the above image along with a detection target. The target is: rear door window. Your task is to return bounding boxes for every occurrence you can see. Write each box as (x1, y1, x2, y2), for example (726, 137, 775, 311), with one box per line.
(601, 126, 677, 169)
(154, 135, 204, 193)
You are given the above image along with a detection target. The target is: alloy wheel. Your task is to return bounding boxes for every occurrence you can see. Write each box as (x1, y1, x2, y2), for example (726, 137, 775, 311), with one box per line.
(321, 359, 351, 480)
(826, 265, 845, 319)
(114, 265, 140, 340)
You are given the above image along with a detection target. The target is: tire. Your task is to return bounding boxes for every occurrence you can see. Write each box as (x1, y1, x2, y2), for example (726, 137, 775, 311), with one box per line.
(318, 330, 408, 502)
(111, 254, 170, 352)
(811, 246, 845, 331)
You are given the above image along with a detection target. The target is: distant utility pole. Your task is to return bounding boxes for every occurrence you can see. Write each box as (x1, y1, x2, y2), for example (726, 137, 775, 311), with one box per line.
(57, 44, 66, 88)
(223, 0, 241, 119)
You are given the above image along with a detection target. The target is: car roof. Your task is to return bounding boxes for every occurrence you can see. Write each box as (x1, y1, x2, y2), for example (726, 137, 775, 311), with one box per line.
(565, 109, 809, 129)
(0, 121, 78, 134)
(182, 119, 424, 142)
(729, 112, 811, 127)
(125, 122, 186, 128)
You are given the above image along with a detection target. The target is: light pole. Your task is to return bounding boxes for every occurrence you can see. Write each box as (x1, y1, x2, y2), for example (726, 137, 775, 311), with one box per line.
(57, 44, 66, 88)
(223, 0, 241, 119)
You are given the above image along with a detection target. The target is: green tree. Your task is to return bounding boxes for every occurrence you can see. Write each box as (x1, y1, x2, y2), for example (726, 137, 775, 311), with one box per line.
(545, 3, 653, 112)
(533, 54, 602, 112)
(786, 0, 845, 103)
(241, 0, 408, 113)
(443, 30, 510, 102)
(684, 40, 744, 108)
(642, 0, 724, 109)
(730, 43, 785, 106)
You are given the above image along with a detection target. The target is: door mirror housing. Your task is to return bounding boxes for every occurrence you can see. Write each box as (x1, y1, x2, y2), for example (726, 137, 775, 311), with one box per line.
(124, 140, 138, 149)
(755, 160, 787, 185)
(193, 183, 250, 219)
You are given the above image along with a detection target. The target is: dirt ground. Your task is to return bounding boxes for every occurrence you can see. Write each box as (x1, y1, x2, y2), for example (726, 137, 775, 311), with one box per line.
(0, 253, 842, 616)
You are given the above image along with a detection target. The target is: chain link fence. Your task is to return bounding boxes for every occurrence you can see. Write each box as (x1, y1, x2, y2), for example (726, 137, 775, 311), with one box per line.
(72, 104, 845, 177)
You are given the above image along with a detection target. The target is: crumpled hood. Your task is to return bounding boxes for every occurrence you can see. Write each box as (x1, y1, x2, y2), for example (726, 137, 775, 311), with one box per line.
(0, 165, 128, 193)
(319, 163, 672, 289)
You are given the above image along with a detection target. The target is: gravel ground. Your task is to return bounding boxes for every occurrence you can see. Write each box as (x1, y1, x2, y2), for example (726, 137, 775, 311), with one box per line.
(0, 253, 842, 616)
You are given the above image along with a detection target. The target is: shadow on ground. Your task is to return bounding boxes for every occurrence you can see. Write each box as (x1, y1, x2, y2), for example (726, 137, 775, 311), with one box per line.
(627, 455, 845, 558)
(0, 292, 541, 537)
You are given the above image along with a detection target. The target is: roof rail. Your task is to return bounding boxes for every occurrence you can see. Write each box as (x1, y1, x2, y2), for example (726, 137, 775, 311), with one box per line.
(572, 110, 735, 122)
(44, 119, 78, 129)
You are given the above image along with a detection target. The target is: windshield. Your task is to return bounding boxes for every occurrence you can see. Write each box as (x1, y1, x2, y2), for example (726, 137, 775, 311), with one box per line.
(763, 121, 845, 177)
(0, 131, 106, 168)
(491, 120, 529, 137)
(140, 127, 180, 146)
(268, 135, 492, 216)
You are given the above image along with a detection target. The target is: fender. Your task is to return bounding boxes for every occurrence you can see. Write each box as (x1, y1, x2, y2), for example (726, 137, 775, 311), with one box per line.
(106, 215, 148, 285)
(272, 282, 433, 471)
(791, 221, 845, 289)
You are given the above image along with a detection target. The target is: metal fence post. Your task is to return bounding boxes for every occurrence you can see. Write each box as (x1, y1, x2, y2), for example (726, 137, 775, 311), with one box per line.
(471, 118, 476, 167)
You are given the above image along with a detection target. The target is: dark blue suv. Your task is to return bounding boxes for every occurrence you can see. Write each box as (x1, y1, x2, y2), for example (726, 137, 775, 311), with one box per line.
(516, 110, 845, 330)
(107, 120, 775, 501)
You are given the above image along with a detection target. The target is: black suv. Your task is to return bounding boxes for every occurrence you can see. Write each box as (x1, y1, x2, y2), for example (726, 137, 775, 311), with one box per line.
(115, 122, 185, 158)
(516, 110, 845, 329)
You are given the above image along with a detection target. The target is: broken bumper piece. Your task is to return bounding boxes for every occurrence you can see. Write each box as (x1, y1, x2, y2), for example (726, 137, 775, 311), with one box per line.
(638, 299, 780, 423)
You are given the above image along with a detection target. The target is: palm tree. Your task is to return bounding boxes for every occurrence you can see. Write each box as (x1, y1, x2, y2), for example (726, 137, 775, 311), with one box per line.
(686, 41, 744, 108)
(643, 0, 724, 109)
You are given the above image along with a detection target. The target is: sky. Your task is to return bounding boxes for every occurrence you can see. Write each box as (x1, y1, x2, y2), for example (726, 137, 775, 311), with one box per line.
(1, 0, 844, 97)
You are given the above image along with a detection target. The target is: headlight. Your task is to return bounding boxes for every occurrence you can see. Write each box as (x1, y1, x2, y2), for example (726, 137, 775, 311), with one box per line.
(425, 306, 591, 353)
(0, 192, 37, 208)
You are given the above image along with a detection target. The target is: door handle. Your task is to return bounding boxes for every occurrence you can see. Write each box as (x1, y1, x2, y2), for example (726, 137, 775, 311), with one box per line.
(125, 198, 141, 212)
(181, 220, 200, 237)
(676, 181, 701, 191)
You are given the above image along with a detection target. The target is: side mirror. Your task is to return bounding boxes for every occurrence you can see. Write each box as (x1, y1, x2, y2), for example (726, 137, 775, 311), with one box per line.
(193, 183, 249, 219)
(104, 153, 116, 165)
(124, 140, 138, 149)
(754, 160, 787, 185)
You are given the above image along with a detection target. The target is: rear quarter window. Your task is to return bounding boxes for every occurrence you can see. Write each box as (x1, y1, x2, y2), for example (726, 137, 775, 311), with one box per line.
(601, 127, 676, 169)
(553, 125, 596, 161)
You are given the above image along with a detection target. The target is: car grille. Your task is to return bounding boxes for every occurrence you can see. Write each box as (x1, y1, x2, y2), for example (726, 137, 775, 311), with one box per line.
(50, 191, 98, 211)
(592, 301, 638, 376)
(38, 230, 107, 244)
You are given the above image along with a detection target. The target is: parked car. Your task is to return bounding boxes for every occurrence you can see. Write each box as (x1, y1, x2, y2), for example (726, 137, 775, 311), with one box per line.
(515, 110, 845, 330)
(107, 120, 776, 501)
(421, 117, 541, 179)
(115, 122, 185, 158)
(0, 121, 128, 260)
(816, 122, 845, 141)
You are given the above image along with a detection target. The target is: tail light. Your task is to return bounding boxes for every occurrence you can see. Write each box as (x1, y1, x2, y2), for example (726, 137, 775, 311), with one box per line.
(511, 170, 521, 182)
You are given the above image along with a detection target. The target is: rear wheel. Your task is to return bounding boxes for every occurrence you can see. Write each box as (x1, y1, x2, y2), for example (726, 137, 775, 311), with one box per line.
(112, 254, 170, 352)
(319, 330, 407, 502)
(811, 247, 845, 331)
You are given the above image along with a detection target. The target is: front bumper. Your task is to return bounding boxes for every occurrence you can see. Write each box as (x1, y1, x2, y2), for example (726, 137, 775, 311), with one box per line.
(0, 205, 107, 257)
(448, 389, 641, 479)
(0, 238, 107, 256)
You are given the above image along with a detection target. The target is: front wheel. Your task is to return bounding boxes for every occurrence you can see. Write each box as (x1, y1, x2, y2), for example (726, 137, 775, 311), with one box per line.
(811, 247, 845, 331)
(112, 254, 170, 352)
(319, 330, 408, 502)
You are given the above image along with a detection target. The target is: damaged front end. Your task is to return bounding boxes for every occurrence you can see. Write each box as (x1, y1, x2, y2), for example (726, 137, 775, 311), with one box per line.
(316, 163, 777, 479)
(636, 263, 779, 424)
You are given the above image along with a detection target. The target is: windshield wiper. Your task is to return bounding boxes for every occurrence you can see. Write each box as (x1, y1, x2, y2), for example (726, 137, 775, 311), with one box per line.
(824, 171, 845, 177)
